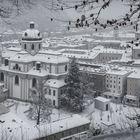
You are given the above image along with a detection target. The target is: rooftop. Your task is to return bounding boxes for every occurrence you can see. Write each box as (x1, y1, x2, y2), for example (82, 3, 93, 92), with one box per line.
(45, 79, 66, 88)
(95, 96, 110, 102)
(127, 71, 140, 79)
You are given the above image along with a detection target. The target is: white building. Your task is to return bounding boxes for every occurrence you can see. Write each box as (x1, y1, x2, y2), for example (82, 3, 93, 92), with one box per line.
(0, 22, 69, 107)
(44, 79, 66, 107)
(103, 69, 132, 101)
(95, 96, 110, 111)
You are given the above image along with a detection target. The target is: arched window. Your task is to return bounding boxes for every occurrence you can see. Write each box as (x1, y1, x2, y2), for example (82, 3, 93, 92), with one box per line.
(0, 72, 4, 82)
(15, 64, 19, 70)
(24, 44, 27, 50)
(5, 59, 9, 66)
(31, 44, 34, 50)
(15, 75, 19, 85)
(65, 65, 68, 72)
(39, 44, 41, 49)
(32, 78, 36, 87)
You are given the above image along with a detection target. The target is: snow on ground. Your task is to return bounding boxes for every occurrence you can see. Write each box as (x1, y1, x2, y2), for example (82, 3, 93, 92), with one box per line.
(0, 99, 72, 140)
(0, 99, 140, 139)
(81, 101, 140, 133)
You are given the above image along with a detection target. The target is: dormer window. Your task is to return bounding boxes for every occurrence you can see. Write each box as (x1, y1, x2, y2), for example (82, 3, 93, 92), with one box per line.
(31, 44, 34, 50)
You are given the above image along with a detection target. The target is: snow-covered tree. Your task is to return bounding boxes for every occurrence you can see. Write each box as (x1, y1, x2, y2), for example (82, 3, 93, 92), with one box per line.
(80, 72, 95, 98)
(29, 79, 52, 125)
(62, 57, 84, 112)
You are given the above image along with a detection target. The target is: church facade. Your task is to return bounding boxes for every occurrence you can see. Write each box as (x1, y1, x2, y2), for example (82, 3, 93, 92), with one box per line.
(0, 22, 69, 107)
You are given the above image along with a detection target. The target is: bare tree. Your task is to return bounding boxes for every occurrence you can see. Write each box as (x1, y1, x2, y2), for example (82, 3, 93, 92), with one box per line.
(29, 79, 52, 125)
(1, 0, 140, 31)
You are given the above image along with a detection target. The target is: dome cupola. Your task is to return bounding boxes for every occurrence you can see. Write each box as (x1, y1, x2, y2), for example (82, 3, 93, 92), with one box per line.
(21, 22, 42, 56)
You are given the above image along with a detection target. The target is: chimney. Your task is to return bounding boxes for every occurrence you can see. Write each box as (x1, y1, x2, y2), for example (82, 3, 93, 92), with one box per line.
(30, 22, 35, 29)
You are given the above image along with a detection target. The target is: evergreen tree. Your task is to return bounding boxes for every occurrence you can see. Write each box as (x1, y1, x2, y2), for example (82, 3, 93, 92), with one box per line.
(63, 57, 84, 112)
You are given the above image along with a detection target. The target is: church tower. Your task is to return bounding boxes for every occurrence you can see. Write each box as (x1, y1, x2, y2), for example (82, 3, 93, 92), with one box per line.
(21, 22, 42, 56)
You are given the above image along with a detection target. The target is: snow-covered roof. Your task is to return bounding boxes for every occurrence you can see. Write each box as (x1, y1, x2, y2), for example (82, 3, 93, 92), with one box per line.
(125, 95, 138, 101)
(127, 71, 140, 79)
(94, 40, 121, 43)
(45, 79, 66, 88)
(22, 22, 42, 40)
(22, 29, 42, 39)
(0, 104, 9, 115)
(103, 92, 122, 97)
(95, 96, 110, 102)
(10, 53, 69, 64)
(27, 68, 48, 77)
(7, 47, 21, 52)
(106, 69, 130, 76)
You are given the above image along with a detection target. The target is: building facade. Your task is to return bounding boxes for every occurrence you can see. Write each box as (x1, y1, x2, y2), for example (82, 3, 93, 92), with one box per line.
(0, 22, 69, 107)
(103, 69, 132, 101)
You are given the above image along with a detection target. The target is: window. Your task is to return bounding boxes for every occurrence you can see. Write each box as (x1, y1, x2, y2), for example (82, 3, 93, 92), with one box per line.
(53, 100, 55, 106)
(39, 44, 41, 49)
(15, 64, 19, 70)
(0, 72, 4, 82)
(31, 44, 34, 50)
(114, 85, 115, 88)
(5, 59, 9, 66)
(32, 78, 36, 87)
(53, 90, 56, 96)
(38, 32, 40, 36)
(49, 89, 51, 95)
(24, 44, 27, 50)
(65, 65, 68, 72)
(44, 88, 47, 94)
(15, 75, 19, 85)
(61, 89, 63, 95)
(24, 32, 27, 36)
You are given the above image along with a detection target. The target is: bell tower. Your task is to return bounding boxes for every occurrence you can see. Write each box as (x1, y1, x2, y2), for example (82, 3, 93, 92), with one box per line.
(21, 22, 42, 56)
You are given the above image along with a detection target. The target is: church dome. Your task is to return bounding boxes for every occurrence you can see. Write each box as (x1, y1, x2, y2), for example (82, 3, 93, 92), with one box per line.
(22, 22, 42, 41)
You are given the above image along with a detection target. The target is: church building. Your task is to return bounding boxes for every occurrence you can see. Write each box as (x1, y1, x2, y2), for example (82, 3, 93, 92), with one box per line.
(0, 22, 69, 107)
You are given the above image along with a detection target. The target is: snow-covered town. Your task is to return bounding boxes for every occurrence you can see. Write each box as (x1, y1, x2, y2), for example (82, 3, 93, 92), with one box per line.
(1, 0, 140, 140)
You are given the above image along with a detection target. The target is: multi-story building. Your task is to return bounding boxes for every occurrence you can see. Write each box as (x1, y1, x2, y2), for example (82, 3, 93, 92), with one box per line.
(0, 22, 69, 107)
(103, 69, 132, 101)
(79, 66, 106, 94)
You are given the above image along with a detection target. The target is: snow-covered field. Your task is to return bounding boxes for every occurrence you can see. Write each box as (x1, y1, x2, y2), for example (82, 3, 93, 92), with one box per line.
(0, 99, 72, 140)
(0, 99, 140, 140)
